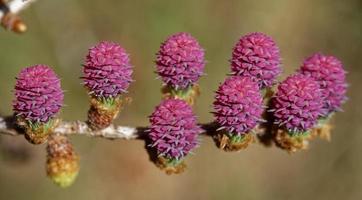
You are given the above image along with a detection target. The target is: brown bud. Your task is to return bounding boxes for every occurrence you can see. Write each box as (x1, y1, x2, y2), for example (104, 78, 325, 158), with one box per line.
(311, 123, 333, 141)
(87, 96, 123, 130)
(274, 128, 312, 153)
(17, 117, 59, 145)
(1, 13, 27, 33)
(214, 131, 254, 152)
(311, 117, 333, 141)
(46, 135, 79, 188)
(155, 156, 187, 175)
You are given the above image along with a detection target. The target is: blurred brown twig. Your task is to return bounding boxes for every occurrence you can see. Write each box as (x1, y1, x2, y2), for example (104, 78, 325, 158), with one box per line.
(0, 0, 37, 33)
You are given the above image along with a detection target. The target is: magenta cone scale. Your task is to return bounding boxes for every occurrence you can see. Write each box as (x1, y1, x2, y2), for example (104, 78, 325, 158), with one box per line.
(299, 53, 347, 114)
(231, 32, 281, 88)
(213, 76, 263, 135)
(13, 65, 64, 123)
(148, 99, 202, 160)
(156, 32, 205, 89)
(272, 74, 324, 133)
(83, 41, 133, 98)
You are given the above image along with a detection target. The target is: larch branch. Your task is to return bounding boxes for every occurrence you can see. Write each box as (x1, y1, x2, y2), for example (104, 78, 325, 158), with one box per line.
(0, 115, 220, 140)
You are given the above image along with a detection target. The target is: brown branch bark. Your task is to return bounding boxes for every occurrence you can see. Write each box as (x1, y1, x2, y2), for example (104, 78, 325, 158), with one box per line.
(0, 115, 220, 140)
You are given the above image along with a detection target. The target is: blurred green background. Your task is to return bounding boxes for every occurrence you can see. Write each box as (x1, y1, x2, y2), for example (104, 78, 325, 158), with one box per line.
(0, 0, 361, 199)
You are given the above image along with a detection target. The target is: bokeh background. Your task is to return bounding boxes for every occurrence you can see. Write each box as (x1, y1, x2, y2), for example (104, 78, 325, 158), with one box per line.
(0, 0, 361, 199)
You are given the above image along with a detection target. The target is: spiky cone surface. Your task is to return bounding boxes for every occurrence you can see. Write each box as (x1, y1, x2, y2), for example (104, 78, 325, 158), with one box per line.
(46, 135, 79, 188)
(274, 128, 313, 153)
(161, 84, 200, 106)
(156, 32, 205, 90)
(82, 41, 133, 98)
(13, 65, 64, 144)
(231, 32, 282, 89)
(148, 99, 202, 174)
(213, 76, 263, 151)
(82, 41, 133, 130)
(272, 74, 324, 134)
(87, 96, 123, 130)
(214, 131, 255, 152)
(271, 74, 325, 152)
(299, 53, 347, 115)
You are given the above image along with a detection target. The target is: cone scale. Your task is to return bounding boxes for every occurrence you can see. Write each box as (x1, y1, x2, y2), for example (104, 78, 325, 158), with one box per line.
(213, 76, 264, 151)
(271, 74, 325, 152)
(82, 41, 133, 130)
(148, 99, 201, 174)
(13, 65, 64, 144)
(299, 53, 347, 141)
(156, 32, 205, 105)
(231, 32, 282, 89)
